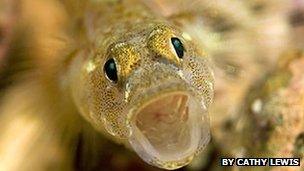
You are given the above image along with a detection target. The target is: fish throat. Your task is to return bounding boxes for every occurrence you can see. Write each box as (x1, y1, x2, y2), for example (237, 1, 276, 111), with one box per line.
(129, 92, 205, 168)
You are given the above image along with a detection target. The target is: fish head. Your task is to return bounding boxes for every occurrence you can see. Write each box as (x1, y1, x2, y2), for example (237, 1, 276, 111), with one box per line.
(82, 22, 214, 169)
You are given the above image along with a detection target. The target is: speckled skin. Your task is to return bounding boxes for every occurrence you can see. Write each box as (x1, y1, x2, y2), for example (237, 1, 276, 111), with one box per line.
(64, 0, 214, 169)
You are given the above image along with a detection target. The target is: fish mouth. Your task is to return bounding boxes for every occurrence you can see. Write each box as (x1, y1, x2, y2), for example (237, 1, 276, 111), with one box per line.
(128, 91, 210, 169)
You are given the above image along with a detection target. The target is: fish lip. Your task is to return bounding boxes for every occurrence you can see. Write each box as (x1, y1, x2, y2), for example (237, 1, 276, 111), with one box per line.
(126, 82, 210, 169)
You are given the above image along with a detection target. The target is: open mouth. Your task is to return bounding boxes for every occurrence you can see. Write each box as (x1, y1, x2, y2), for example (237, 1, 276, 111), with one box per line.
(128, 92, 209, 169)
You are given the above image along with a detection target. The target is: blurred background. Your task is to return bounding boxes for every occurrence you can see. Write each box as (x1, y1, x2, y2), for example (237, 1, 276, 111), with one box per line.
(0, 0, 303, 170)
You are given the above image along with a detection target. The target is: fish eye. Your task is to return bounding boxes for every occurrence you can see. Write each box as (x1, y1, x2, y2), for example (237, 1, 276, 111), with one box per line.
(171, 37, 185, 58)
(104, 58, 118, 83)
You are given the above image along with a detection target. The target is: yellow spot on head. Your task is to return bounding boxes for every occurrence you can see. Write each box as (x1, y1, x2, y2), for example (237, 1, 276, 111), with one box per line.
(182, 32, 192, 41)
(110, 43, 141, 81)
(86, 60, 97, 73)
(148, 25, 182, 65)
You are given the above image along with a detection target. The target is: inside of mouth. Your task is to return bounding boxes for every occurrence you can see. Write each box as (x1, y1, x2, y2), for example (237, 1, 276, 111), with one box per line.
(129, 92, 204, 166)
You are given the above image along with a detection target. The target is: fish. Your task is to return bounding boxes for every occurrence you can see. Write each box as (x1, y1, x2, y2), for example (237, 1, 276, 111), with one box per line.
(0, 0, 214, 170)
(66, 0, 215, 169)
